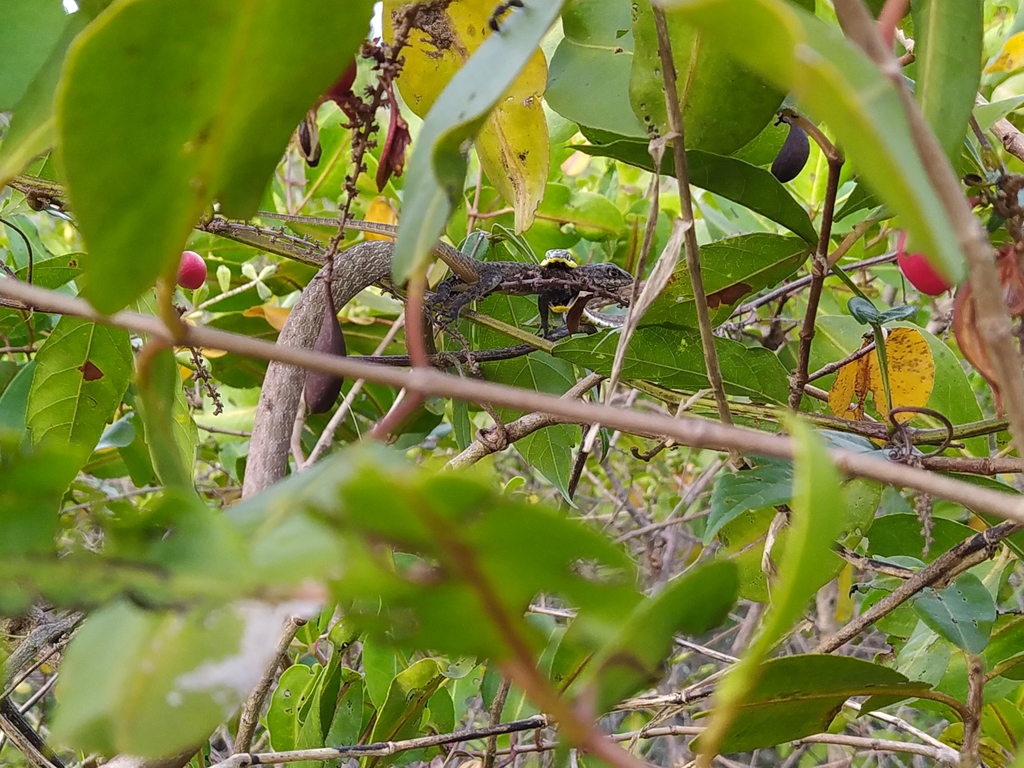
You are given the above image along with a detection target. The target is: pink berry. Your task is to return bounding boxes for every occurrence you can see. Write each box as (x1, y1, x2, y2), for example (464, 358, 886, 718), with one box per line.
(177, 250, 207, 289)
(895, 232, 952, 296)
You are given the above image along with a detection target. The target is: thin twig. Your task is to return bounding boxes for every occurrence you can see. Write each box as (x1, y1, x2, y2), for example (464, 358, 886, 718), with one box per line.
(652, 6, 732, 426)
(789, 120, 844, 410)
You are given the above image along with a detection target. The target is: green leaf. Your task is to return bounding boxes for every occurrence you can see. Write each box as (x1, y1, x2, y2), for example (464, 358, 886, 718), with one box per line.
(0, 361, 36, 435)
(56, 0, 375, 313)
(324, 671, 365, 747)
(54, 600, 319, 757)
(630, 0, 803, 154)
(547, 0, 647, 138)
(586, 561, 738, 710)
(579, 143, 818, 243)
(847, 296, 882, 325)
(0, 0, 68, 110)
(0, 12, 92, 186)
(706, 458, 793, 544)
(137, 347, 193, 490)
(554, 326, 791, 404)
(27, 316, 132, 455)
(362, 639, 405, 710)
(267, 663, 320, 752)
(896, 621, 952, 685)
(642, 233, 810, 328)
(697, 655, 932, 754)
(393, 0, 563, 281)
(15, 252, 84, 290)
(911, 0, 982, 162)
(912, 572, 996, 654)
(661, 0, 966, 284)
(363, 659, 446, 768)
(0, 433, 83, 556)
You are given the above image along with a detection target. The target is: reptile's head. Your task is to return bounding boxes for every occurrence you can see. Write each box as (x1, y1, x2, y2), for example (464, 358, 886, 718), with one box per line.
(579, 262, 634, 288)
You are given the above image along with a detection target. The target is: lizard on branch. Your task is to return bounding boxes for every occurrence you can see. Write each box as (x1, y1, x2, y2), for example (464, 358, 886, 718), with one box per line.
(252, 212, 633, 335)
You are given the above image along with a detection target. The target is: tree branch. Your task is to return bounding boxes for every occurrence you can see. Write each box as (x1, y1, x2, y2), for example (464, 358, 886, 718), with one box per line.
(3, 278, 1024, 524)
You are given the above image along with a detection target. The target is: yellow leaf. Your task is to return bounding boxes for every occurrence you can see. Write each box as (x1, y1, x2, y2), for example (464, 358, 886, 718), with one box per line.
(179, 365, 193, 382)
(828, 350, 869, 420)
(868, 327, 934, 422)
(827, 328, 934, 423)
(243, 305, 292, 331)
(364, 196, 398, 240)
(384, 0, 548, 232)
(985, 31, 1024, 74)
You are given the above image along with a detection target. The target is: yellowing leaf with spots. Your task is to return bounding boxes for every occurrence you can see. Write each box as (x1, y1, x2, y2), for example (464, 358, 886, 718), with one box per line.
(383, 0, 548, 231)
(828, 328, 934, 423)
(986, 31, 1024, 74)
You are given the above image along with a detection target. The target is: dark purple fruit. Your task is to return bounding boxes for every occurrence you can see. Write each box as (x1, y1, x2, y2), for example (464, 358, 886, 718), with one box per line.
(770, 122, 810, 183)
(304, 288, 346, 414)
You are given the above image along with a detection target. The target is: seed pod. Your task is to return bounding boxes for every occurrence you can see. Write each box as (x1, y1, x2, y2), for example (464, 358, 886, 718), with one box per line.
(304, 288, 346, 414)
(770, 122, 810, 183)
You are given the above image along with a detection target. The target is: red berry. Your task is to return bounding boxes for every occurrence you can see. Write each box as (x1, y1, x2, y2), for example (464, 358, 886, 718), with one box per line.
(177, 250, 207, 290)
(895, 232, 952, 296)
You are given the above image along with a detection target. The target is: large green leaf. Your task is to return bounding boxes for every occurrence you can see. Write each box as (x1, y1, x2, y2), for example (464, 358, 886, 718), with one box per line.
(630, 1, 809, 154)
(0, 11, 93, 186)
(697, 655, 932, 754)
(57, 0, 374, 313)
(642, 233, 810, 327)
(912, 572, 996, 655)
(0, 0, 68, 110)
(393, 0, 563, 281)
(911, 0, 982, 162)
(661, 0, 966, 283)
(26, 316, 132, 454)
(554, 326, 791, 404)
(547, 0, 647, 138)
(579, 142, 818, 242)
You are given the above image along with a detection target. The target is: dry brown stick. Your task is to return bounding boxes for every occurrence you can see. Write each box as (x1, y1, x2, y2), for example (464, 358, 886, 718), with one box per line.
(234, 616, 307, 752)
(835, 0, 1024, 456)
(816, 520, 1021, 653)
(651, 6, 732, 427)
(5, 277, 1024, 523)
